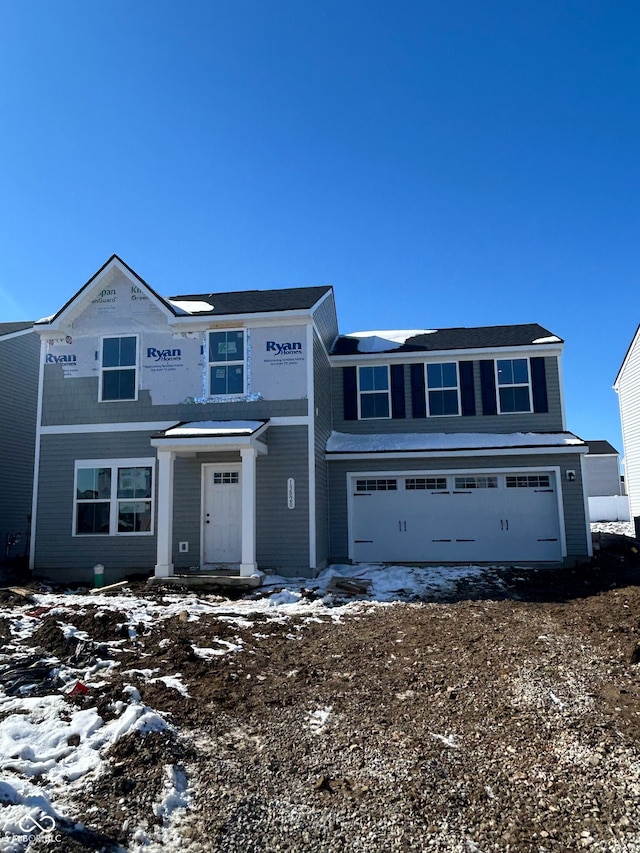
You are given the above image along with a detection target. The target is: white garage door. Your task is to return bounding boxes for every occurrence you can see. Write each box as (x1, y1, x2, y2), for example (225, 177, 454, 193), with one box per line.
(351, 471, 562, 563)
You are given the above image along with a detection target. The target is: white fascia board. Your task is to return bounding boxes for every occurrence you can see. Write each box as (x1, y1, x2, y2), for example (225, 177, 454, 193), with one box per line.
(150, 436, 268, 454)
(40, 417, 310, 434)
(326, 445, 589, 462)
(167, 309, 314, 331)
(331, 344, 563, 365)
(40, 421, 178, 435)
(29, 337, 47, 571)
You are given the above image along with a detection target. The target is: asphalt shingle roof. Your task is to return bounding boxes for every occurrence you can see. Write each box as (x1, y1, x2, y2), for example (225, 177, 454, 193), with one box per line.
(168, 286, 332, 315)
(0, 321, 35, 337)
(331, 323, 562, 355)
(585, 440, 619, 455)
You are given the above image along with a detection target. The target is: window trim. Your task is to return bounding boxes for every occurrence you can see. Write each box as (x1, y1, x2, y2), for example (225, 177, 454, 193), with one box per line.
(99, 334, 139, 403)
(357, 364, 391, 420)
(425, 361, 461, 418)
(207, 329, 246, 397)
(73, 457, 155, 536)
(495, 357, 533, 414)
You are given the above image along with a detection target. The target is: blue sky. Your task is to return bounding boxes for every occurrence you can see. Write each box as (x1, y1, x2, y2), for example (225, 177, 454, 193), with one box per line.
(0, 0, 638, 450)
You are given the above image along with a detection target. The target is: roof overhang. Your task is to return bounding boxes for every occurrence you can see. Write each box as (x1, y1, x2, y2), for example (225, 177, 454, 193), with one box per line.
(326, 431, 587, 461)
(150, 420, 270, 454)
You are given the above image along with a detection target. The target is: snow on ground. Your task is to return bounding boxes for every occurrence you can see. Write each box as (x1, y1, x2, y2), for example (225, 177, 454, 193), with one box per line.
(0, 560, 505, 847)
(0, 547, 629, 849)
(591, 521, 634, 537)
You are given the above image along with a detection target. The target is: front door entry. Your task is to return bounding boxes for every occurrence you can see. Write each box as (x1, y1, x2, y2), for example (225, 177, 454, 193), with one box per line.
(202, 465, 242, 564)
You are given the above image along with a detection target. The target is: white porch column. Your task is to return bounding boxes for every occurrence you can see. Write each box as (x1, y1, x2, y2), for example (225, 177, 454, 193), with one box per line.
(240, 446, 257, 576)
(155, 449, 175, 577)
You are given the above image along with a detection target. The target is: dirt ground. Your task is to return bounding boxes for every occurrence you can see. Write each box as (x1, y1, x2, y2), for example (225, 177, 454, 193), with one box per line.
(3, 541, 640, 852)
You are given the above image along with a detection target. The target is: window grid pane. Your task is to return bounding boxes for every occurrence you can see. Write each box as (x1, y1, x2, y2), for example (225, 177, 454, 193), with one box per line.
(506, 475, 551, 489)
(356, 479, 397, 492)
(209, 331, 244, 364)
(454, 476, 498, 489)
(405, 477, 447, 490)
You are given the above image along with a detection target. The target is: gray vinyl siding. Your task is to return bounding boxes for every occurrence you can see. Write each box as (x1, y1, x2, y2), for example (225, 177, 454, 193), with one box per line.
(312, 291, 339, 352)
(313, 330, 333, 571)
(617, 338, 640, 522)
(41, 370, 307, 426)
(331, 357, 564, 434)
(34, 431, 158, 583)
(0, 331, 39, 566)
(255, 425, 310, 576)
(327, 451, 589, 564)
(583, 455, 622, 498)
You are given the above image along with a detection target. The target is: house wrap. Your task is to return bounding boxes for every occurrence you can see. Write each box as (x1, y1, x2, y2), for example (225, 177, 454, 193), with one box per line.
(28, 255, 591, 584)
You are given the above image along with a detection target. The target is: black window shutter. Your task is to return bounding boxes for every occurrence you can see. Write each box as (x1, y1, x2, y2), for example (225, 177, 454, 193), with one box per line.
(459, 361, 476, 416)
(479, 360, 497, 415)
(390, 365, 406, 419)
(410, 364, 426, 418)
(531, 357, 549, 413)
(343, 366, 358, 420)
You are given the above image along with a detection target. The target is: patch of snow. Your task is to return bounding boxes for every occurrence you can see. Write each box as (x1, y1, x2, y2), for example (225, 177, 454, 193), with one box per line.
(327, 430, 585, 453)
(532, 335, 562, 344)
(430, 732, 460, 749)
(162, 420, 264, 437)
(307, 707, 332, 734)
(591, 521, 634, 537)
(167, 299, 215, 313)
(345, 329, 436, 353)
(192, 639, 243, 658)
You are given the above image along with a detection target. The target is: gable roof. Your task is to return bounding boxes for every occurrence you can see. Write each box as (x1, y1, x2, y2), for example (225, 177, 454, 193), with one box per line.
(585, 440, 619, 455)
(0, 321, 35, 337)
(167, 285, 333, 316)
(332, 323, 562, 355)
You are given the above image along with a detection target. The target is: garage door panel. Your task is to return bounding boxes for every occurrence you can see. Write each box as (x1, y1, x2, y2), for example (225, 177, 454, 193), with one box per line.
(350, 471, 562, 563)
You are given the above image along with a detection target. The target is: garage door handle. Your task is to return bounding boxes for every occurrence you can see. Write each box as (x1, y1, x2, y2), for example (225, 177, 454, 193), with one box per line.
(398, 520, 407, 532)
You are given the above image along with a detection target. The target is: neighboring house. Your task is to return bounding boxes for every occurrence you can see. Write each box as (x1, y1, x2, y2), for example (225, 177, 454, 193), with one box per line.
(0, 322, 39, 570)
(583, 440, 628, 522)
(615, 327, 640, 535)
(28, 255, 591, 584)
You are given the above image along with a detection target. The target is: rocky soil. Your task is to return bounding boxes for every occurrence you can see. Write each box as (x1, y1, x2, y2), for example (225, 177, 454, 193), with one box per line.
(3, 544, 640, 852)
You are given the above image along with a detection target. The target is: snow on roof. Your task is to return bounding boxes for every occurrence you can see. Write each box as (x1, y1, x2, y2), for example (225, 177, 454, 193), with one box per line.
(531, 335, 562, 344)
(162, 420, 266, 437)
(167, 299, 215, 314)
(326, 431, 585, 453)
(345, 329, 436, 353)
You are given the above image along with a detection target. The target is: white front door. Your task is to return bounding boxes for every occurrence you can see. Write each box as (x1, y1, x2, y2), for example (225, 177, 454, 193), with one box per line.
(202, 465, 242, 564)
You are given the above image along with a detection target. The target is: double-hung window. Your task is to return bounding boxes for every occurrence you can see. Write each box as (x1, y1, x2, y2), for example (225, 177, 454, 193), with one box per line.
(426, 362, 459, 416)
(496, 358, 532, 413)
(209, 330, 245, 396)
(101, 336, 137, 401)
(74, 460, 154, 535)
(358, 365, 390, 419)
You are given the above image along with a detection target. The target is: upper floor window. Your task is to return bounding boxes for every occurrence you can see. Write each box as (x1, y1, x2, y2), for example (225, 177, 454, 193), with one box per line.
(496, 358, 532, 413)
(74, 459, 154, 535)
(358, 365, 390, 419)
(101, 336, 137, 401)
(426, 362, 459, 416)
(209, 330, 245, 395)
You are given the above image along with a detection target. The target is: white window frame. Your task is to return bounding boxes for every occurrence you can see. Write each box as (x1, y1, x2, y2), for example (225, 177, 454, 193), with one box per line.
(425, 361, 461, 417)
(99, 334, 139, 402)
(73, 457, 155, 536)
(495, 357, 533, 414)
(357, 365, 391, 420)
(208, 329, 246, 397)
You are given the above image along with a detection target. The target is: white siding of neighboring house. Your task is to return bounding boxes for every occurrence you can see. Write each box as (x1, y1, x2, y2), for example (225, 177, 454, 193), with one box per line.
(616, 328, 640, 524)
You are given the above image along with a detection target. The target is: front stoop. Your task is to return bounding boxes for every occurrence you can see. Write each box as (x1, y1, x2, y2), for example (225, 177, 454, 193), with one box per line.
(147, 572, 263, 592)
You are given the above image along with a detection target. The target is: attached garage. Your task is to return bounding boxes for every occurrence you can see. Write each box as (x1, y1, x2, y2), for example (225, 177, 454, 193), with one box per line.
(349, 469, 564, 563)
